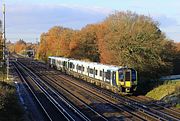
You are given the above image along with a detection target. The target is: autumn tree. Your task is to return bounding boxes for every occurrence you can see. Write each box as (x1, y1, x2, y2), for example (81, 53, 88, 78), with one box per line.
(37, 11, 176, 82)
(69, 25, 99, 61)
(176, 42, 180, 51)
(99, 11, 175, 80)
(36, 26, 74, 61)
(36, 33, 48, 60)
(59, 29, 74, 57)
(14, 39, 27, 54)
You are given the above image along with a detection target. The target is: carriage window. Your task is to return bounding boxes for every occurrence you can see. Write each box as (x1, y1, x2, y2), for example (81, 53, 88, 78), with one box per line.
(90, 68, 93, 74)
(62, 61, 66, 66)
(100, 71, 102, 76)
(105, 71, 111, 80)
(69, 62, 73, 68)
(95, 70, 98, 75)
(78, 66, 84, 71)
(52, 59, 55, 64)
(78, 66, 81, 70)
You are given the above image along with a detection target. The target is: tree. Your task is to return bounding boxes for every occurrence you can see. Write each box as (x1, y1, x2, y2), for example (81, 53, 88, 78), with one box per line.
(99, 11, 175, 80)
(37, 11, 176, 82)
(176, 42, 180, 51)
(36, 26, 74, 61)
(14, 39, 27, 54)
(173, 42, 180, 74)
(69, 25, 99, 61)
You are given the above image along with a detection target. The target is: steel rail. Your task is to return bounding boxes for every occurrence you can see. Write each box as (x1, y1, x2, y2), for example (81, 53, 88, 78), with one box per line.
(16, 61, 92, 121)
(18, 59, 180, 121)
(13, 62, 53, 121)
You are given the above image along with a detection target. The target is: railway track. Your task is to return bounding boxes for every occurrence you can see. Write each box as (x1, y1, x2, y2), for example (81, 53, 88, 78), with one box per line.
(17, 60, 141, 120)
(13, 61, 92, 121)
(39, 69, 144, 120)
(44, 65, 180, 121)
(67, 75, 180, 121)
(16, 59, 180, 121)
(128, 96, 180, 120)
(43, 72, 169, 121)
(13, 62, 69, 121)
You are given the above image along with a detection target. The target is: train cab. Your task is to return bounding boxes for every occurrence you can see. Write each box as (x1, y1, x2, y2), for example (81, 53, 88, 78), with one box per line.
(116, 68, 137, 92)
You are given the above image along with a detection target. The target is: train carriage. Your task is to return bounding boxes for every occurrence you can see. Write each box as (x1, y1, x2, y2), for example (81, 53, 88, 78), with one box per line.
(48, 56, 137, 94)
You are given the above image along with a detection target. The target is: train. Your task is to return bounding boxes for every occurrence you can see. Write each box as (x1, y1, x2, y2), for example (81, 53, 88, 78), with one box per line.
(48, 56, 137, 94)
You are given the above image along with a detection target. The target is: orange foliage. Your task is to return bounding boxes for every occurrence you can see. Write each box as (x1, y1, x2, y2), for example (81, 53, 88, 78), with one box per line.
(176, 42, 180, 51)
(14, 39, 26, 54)
(37, 11, 176, 79)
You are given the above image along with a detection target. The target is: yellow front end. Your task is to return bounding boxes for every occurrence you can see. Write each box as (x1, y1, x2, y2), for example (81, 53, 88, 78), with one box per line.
(125, 81, 131, 88)
(116, 69, 135, 93)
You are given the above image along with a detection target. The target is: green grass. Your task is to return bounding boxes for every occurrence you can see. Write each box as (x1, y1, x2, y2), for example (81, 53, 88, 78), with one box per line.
(176, 104, 180, 108)
(146, 80, 180, 100)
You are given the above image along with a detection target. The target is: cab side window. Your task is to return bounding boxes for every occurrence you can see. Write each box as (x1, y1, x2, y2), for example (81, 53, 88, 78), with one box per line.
(119, 70, 124, 81)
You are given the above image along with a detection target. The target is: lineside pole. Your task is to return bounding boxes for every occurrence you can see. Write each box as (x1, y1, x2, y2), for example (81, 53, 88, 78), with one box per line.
(2, 4, 5, 61)
(2, 3, 9, 80)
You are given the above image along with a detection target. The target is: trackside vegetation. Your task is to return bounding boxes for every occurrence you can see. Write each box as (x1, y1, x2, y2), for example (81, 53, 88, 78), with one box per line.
(146, 80, 180, 108)
(0, 80, 24, 121)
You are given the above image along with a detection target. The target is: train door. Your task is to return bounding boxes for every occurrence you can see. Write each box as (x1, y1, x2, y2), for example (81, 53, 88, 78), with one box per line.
(52, 59, 55, 68)
(81, 65, 83, 74)
(118, 69, 124, 86)
(87, 66, 89, 76)
(93, 67, 95, 78)
(112, 71, 116, 86)
(106, 70, 111, 84)
(102, 69, 104, 81)
(67, 62, 70, 71)
(76, 64, 79, 73)
(124, 69, 132, 88)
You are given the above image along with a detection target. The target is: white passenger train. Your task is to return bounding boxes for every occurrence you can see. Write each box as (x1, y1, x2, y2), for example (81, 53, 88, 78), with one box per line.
(48, 56, 137, 93)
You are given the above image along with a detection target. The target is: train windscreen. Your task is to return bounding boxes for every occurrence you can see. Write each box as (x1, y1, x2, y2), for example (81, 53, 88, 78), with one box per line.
(119, 70, 124, 81)
(125, 71, 130, 81)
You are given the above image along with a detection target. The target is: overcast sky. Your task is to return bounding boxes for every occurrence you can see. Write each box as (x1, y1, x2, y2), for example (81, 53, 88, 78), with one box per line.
(0, 0, 180, 43)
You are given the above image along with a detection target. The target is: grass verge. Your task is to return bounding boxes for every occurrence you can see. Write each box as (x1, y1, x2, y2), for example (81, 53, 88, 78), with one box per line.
(0, 79, 24, 121)
(146, 80, 180, 100)
(146, 80, 180, 108)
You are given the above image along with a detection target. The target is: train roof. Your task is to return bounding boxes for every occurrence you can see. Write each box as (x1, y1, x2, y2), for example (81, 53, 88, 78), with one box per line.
(49, 56, 69, 61)
(49, 56, 125, 71)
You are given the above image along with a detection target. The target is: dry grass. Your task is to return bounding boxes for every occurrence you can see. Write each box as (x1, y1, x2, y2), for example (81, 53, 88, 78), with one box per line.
(0, 78, 24, 121)
(146, 80, 180, 100)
